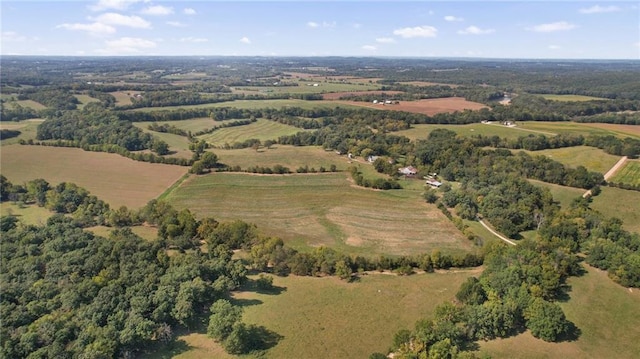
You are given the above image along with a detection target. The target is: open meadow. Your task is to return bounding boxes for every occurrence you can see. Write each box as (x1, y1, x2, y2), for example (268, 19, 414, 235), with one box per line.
(518, 121, 640, 140)
(215, 145, 348, 170)
(334, 97, 487, 116)
(231, 77, 381, 94)
(609, 160, 640, 186)
(165, 172, 473, 256)
(0, 202, 52, 226)
(538, 94, 609, 102)
(590, 186, 640, 234)
(199, 119, 304, 147)
(0, 119, 43, 146)
(480, 264, 640, 359)
(130, 99, 361, 112)
(74, 94, 100, 109)
(517, 146, 621, 174)
(528, 179, 585, 209)
(395, 122, 554, 141)
(0, 145, 187, 209)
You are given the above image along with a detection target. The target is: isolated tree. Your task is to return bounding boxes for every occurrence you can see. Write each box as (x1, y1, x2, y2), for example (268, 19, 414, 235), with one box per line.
(524, 298, 568, 342)
(207, 299, 243, 341)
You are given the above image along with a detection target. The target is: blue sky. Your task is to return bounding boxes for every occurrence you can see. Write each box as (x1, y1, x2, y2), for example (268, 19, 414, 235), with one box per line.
(1, 1, 639, 59)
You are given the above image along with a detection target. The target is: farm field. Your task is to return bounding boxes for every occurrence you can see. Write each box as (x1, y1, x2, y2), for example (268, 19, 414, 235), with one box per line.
(0, 119, 43, 146)
(0, 145, 187, 209)
(321, 90, 404, 100)
(215, 145, 348, 171)
(231, 78, 381, 94)
(199, 119, 303, 147)
(480, 264, 640, 359)
(517, 121, 640, 140)
(5, 99, 47, 110)
(609, 160, 640, 186)
(528, 179, 585, 209)
(590, 186, 640, 234)
(538, 94, 608, 102)
(335, 97, 487, 115)
(131, 99, 361, 112)
(137, 118, 217, 134)
(0, 202, 52, 226)
(74, 94, 100, 109)
(110, 91, 134, 106)
(133, 123, 194, 157)
(165, 172, 473, 256)
(395, 123, 554, 141)
(399, 81, 460, 88)
(517, 146, 621, 173)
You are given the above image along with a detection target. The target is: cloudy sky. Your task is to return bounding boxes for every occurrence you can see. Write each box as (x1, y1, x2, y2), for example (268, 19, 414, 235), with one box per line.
(1, 0, 638, 59)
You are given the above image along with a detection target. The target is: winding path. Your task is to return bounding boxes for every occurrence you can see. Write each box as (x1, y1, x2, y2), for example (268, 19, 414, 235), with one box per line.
(478, 219, 517, 246)
(583, 156, 628, 198)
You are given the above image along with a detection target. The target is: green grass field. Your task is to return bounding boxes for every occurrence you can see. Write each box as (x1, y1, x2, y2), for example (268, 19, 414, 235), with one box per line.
(528, 179, 585, 209)
(86, 225, 158, 241)
(538, 94, 609, 102)
(141, 118, 218, 134)
(165, 172, 473, 256)
(395, 123, 556, 141)
(0, 119, 44, 146)
(518, 122, 640, 140)
(0, 145, 187, 209)
(0, 202, 52, 226)
(517, 146, 621, 173)
(110, 91, 134, 106)
(480, 264, 640, 359)
(590, 186, 640, 234)
(74, 94, 100, 109)
(199, 119, 304, 147)
(6, 99, 47, 110)
(131, 99, 360, 112)
(231, 78, 381, 95)
(216, 145, 348, 171)
(610, 160, 640, 186)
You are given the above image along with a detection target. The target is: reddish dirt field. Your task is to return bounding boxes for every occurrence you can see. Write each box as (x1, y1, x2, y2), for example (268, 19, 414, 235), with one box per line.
(322, 90, 404, 100)
(332, 97, 487, 116)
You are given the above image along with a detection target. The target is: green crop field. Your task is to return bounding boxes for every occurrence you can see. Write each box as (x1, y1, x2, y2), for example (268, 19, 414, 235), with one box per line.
(131, 99, 361, 112)
(0, 119, 44, 146)
(610, 160, 640, 186)
(480, 264, 640, 359)
(165, 172, 473, 256)
(590, 186, 640, 234)
(538, 94, 609, 102)
(199, 119, 303, 147)
(216, 145, 348, 171)
(0, 145, 187, 209)
(528, 179, 585, 209)
(517, 146, 621, 174)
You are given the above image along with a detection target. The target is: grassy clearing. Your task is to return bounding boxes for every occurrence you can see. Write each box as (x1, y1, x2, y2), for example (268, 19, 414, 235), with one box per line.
(480, 264, 640, 359)
(0, 119, 44, 146)
(86, 225, 158, 241)
(528, 179, 585, 209)
(395, 123, 553, 141)
(131, 99, 360, 112)
(517, 146, 620, 173)
(137, 118, 218, 134)
(110, 91, 134, 106)
(166, 172, 472, 256)
(216, 145, 349, 171)
(133, 123, 193, 157)
(590, 186, 640, 234)
(610, 160, 640, 186)
(237, 272, 477, 358)
(0, 145, 188, 209)
(74, 94, 100, 109)
(518, 122, 640, 140)
(199, 119, 303, 147)
(538, 94, 608, 102)
(0, 202, 51, 226)
(231, 78, 381, 95)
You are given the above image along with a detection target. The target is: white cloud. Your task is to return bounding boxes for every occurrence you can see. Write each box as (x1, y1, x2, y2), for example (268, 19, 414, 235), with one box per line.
(634, 42, 640, 48)
(458, 26, 495, 35)
(307, 21, 319, 28)
(307, 21, 335, 29)
(362, 45, 377, 51)
(240, 37, 251, 44)
(393, 25, 438, 38)
(183, 8, 197, 15)
(180, 37, 208, 43)
(141, 5, 174, 16)
(89, 0, 147, 11)
(92, 13, 151, 28)
(57, 22, 116, 35)
(549, 45, 561, 50)
(528, 21, 577, 33)
(166, 21, 186, 27)
(322, 21, 336, 28)
(352, 23, 362, 29)
(97, 37, 156, 54)
(2, 31, 27, 42)
(376, 37, 395, 44)
(444, 15, 464, 22)
(579, 5, 621, 14)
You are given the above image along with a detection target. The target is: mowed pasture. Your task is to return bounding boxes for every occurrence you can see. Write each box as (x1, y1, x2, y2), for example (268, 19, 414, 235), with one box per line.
(216, 145, 349, 171)
(517, 146, 621, 174)
(528, 179, 585, 209)
(199, 119, 304, 147)
(0, 119, 43, 146)
(0, 202, 52, 226)
(610, 160, 640, 186)
(0, 145, 187, 209)
(322, 90, 404, 100)
(518, 121, 640, 140)
(395, 123, 554, 142)
(166, 172, 473, 256)
(480, 265, 640, 359)
(131, 99, 362, 112)
(335, 97, 487, 116)
(5, 99, 47, 110)
(231, 77, 381, 95)
(538, 94, 609, 102)
(590, 186, 640, 234)
(110, 91, 134, 106)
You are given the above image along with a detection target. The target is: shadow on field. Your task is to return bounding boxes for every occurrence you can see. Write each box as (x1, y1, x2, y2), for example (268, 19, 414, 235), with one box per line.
(231, 298, 263, 307)
(147, 338, 191, 358)
(558, 320, 582, 342)
(250, 325, 284, 351)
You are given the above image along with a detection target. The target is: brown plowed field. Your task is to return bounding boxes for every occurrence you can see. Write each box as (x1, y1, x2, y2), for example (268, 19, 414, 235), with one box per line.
(333, 97, 487, 115)
(322, 90, 404, 100)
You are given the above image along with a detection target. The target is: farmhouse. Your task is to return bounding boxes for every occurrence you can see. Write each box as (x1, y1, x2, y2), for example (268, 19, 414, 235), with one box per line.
(398, 166, 418, 176)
